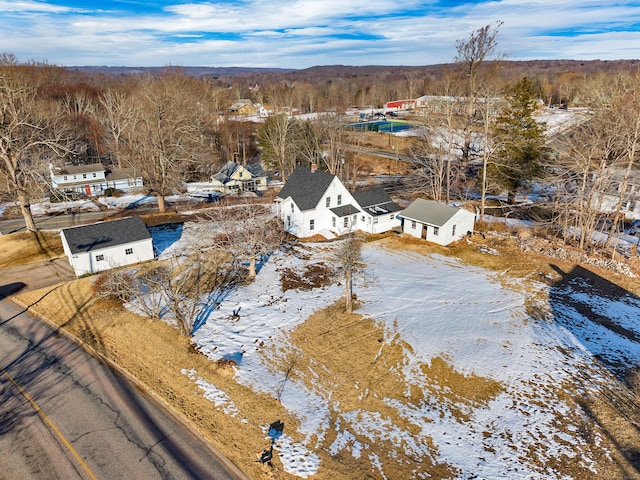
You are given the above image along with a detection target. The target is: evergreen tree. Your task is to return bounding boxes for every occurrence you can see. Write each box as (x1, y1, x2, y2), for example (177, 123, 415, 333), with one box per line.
(488, 77, 550, 203)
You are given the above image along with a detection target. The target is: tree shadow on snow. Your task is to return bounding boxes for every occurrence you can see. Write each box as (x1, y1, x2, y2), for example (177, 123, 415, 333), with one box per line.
(548, 263, 640, 473)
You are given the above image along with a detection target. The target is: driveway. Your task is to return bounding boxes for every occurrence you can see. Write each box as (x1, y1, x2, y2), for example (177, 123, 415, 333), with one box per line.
(0, 258, 75, 299)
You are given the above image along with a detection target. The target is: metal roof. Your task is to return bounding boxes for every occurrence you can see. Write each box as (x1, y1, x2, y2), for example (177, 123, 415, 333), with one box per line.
(399, 199, 463, 227)
(61, 216, 151, 255)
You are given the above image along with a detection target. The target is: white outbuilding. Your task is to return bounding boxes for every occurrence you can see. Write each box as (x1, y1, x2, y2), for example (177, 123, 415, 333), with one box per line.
(398, 199, 475, 246)
(60, 216, 154, 276)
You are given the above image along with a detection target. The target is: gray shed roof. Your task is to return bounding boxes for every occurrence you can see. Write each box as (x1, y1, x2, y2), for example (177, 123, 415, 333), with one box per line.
(399, 199, 465, 226)
(352, 187, 403, 216)
(61, 216, 151, 254)
(276, 166, 335, 211)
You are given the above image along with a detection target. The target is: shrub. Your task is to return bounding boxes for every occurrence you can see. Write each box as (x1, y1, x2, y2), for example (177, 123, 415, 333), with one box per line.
(92, 269, 136, 302)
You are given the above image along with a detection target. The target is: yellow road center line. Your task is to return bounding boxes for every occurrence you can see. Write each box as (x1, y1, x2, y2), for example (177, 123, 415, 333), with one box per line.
(0, 366, 98, 480)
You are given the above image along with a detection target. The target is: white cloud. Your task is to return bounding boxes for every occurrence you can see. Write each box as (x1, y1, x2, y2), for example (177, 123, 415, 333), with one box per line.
(1, 0, 638, 67)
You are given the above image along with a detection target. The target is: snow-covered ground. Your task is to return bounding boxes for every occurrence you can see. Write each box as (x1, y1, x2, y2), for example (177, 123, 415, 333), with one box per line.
(146, 223, 640, 479)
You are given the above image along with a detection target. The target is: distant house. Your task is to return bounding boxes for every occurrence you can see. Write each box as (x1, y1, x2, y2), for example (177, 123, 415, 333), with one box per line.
(209, 162, 268, 194)
(228, 99, 258, 115)
(49, 163, 143, 197)
(60, 216, 154, 276)
(275, 166, 402, 237)
(591, 168, 640, 220)
(398, 199, 475, 246)
(352, 187, 403, 234)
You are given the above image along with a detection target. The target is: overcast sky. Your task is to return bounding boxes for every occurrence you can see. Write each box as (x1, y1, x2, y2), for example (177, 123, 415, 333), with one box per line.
(2, 1, 639, 68)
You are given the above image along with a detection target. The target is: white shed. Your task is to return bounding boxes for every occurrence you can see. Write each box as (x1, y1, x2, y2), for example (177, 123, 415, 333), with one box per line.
(60, 216, 154, 276)
(398, 199, 475, 246)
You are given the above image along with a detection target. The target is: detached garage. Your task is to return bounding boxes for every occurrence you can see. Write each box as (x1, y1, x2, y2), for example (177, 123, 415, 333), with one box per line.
(61, 216, 154, 276)
(398, 199, 475, 246)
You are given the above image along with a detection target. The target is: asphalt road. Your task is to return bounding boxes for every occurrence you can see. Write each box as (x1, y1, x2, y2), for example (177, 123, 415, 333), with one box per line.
(0, 268, 247, 480)
(0, 211, 108, 234)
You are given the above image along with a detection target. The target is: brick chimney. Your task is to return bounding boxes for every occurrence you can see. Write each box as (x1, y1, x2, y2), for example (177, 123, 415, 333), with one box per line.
(311, 163, 318, 173)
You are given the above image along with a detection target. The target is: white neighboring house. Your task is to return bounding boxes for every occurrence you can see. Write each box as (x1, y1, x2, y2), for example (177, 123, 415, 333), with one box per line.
(60, 216, 154, 276)
(398, 199, 475, 246)
(49, 163, 143, 197)
(352, 187, 402, 234)
(276, 166, 359, 237)
(275, 166, 403, 238)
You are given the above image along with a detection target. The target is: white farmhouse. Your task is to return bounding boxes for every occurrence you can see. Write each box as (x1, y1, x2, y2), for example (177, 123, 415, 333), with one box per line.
(60, 216, 154, 276)
(398, 199, 475, 246)
(276, 166, 359, 237)
(276, 166, 402, 238)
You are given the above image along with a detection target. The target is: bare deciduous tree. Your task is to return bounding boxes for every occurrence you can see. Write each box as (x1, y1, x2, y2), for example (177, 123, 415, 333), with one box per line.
(208, 202, 287, 279)
(455, 21, 503, 164)
(257, 113, 300, 181)
(0, 65, 70, 231)
(334, 235, 365, 313)
(126, 70, 212, 213)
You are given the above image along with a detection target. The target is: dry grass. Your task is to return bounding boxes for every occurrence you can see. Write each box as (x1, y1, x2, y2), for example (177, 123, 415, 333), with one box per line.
(0, 230, 64, 268)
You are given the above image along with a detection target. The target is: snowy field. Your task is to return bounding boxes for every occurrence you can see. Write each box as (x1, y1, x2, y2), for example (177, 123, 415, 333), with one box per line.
(146, 223, 640, 479)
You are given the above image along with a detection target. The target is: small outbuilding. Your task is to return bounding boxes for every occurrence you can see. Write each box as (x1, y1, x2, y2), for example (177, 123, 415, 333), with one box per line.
(60, 216, 154, 276)
(398, 199, 475, 246)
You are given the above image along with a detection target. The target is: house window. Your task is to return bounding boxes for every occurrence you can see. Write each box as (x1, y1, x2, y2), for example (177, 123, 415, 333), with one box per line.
(373, 218, 378, 224)
(82, 174, 87, 179)
(63, 175, 68, 180)
(92, 173, 97, 178)
(96, 254, 104, 261)
(352, 214, 357, 224)
(291, 202, 294, 212)
(433, 226, 439, 236)
(361, 215, 365, 222)
(411, 221, 416, 229)
(343, 217, 348, 228)
(125, 248, 133, 255)
(390, 215, 395, 220)
(332, 217, 336, 228)
(310, 219, 315, 231)
(452, 225, 456, 236)
(337, 194, 342, 206)
(326, 197, 330, 207)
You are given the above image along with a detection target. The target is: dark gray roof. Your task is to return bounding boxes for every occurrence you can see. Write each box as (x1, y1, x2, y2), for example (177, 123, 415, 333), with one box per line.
(245, 163, 266, 177)
(218, 161, 239, 177)
(61, 216, 151, 254)
(330, 204, 360, 217)
(399, 199, 464, 226)
(105, 167, 138, 181)
(215, 162, 265, 184)
(276, 166, 335, 211)
(352, 187, 403, 216)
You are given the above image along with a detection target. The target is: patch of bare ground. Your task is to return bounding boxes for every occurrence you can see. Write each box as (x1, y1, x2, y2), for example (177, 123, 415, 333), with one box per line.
(264, 301, 505, 479)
